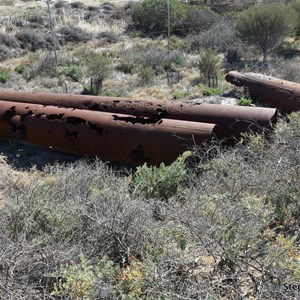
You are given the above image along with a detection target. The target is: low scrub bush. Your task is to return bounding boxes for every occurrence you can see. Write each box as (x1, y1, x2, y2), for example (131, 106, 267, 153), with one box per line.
(0, 45, 12, 61)
(82, 84, 96, 95)
(59, 65, 85, 82)
(16, 29, 51, 51)
(27, 12, 47, 28)
(138, 45, 183, 74)
(138, 66, 156, 86)
(70, 1, 85, 9)
(0, 67, 11, 83)
(132, 0, 186, 35)
(15, 63, 33, 81)
(59, 26, 93, 44)
(96, 31, 119, 44)
(183, 6, 218, 34)
(173, 90, 191, 100)
(0, 0, 15, 6)
(54, 0, 69, 9)
(132, 151, 191, 200)
(29, 52, 58, 78)
(199, 84, 221, 96)
(197, 17, 238, 53)
(0, 32, 19, 48)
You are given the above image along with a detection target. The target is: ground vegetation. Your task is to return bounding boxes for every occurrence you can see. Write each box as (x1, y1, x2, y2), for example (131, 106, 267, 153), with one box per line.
(0, 1, 299, 299)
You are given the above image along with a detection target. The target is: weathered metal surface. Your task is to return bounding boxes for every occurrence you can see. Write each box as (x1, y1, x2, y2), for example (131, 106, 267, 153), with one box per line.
(226, 71, 300, 113)
(0, 90, 277, 138)
(0, 100, 218, 166)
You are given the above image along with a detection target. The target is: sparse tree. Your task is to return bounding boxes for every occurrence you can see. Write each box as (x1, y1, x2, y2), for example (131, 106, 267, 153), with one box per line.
(84, 53, 111, 95)
(199, 49, 220, 87)
(236, 3, 295, 63)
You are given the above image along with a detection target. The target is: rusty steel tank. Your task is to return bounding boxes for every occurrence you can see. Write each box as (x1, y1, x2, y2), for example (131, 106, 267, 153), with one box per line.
(0, 100, 218, 166)
(226, 71, 300, 113)
(0, 90, 277, 138)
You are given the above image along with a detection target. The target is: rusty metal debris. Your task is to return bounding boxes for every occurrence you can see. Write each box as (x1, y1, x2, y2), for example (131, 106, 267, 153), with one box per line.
(0, 100, 218, 166)
(0, 90, 277, 138)
(226, 71, 300, 113)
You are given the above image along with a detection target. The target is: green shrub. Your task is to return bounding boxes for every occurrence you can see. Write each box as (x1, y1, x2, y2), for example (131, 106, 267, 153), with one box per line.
(103, 90, 125, 97)
(173, 90, 191, 100)
(132, 0, 187, 35)
(237, 3, 295, 63)
(15, 64, 32, 80)
(199, 49, 220, 87)
(133, 151, 191, 200)
(183, 6, 218, 34)
(237, 97, 252, 106)
(0, 67, 11, 83)
(139, 45, 183, 74)
(198, 83, 221, 96)
(84, 52, 111, 95)
(184, 17, 237, 54)
(52, 254, 96, 299)
(138, 66, 156, 86)
(82, 84, 96, 95)
(60, 65, 85, 82)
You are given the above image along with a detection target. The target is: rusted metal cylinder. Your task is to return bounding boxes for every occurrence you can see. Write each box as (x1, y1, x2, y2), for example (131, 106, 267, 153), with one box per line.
(0, 90, 277, 138)
(226, 71, 300, 113)
(0, 100, 218, 166)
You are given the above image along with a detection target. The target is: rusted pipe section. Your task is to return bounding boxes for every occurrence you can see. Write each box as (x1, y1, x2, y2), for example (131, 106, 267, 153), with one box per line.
(0, 100, 218, 166)
(226, 71, 300, 113)
(0, 90, 277, 138)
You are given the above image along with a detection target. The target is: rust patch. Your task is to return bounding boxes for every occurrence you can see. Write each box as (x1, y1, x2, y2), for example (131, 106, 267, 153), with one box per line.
(88, 122, 104, 135)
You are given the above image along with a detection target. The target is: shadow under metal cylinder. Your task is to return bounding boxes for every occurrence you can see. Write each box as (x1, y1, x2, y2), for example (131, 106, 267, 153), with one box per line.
(0, 90, 277, 138)
(226, 71, 300, 113)
(0, 100, 218, 166)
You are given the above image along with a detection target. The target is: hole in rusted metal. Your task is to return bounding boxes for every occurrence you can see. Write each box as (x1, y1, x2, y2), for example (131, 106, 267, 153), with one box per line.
(112, 115, 159, 125)
(156, 108, 168, 118)
(1, 107, 16, 121)
(66, 117, 86, 125)
(46, 114, 64, 120)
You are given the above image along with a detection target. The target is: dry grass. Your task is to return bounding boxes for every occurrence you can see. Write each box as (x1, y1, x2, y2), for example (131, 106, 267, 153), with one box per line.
(130, 86, 171, 100)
